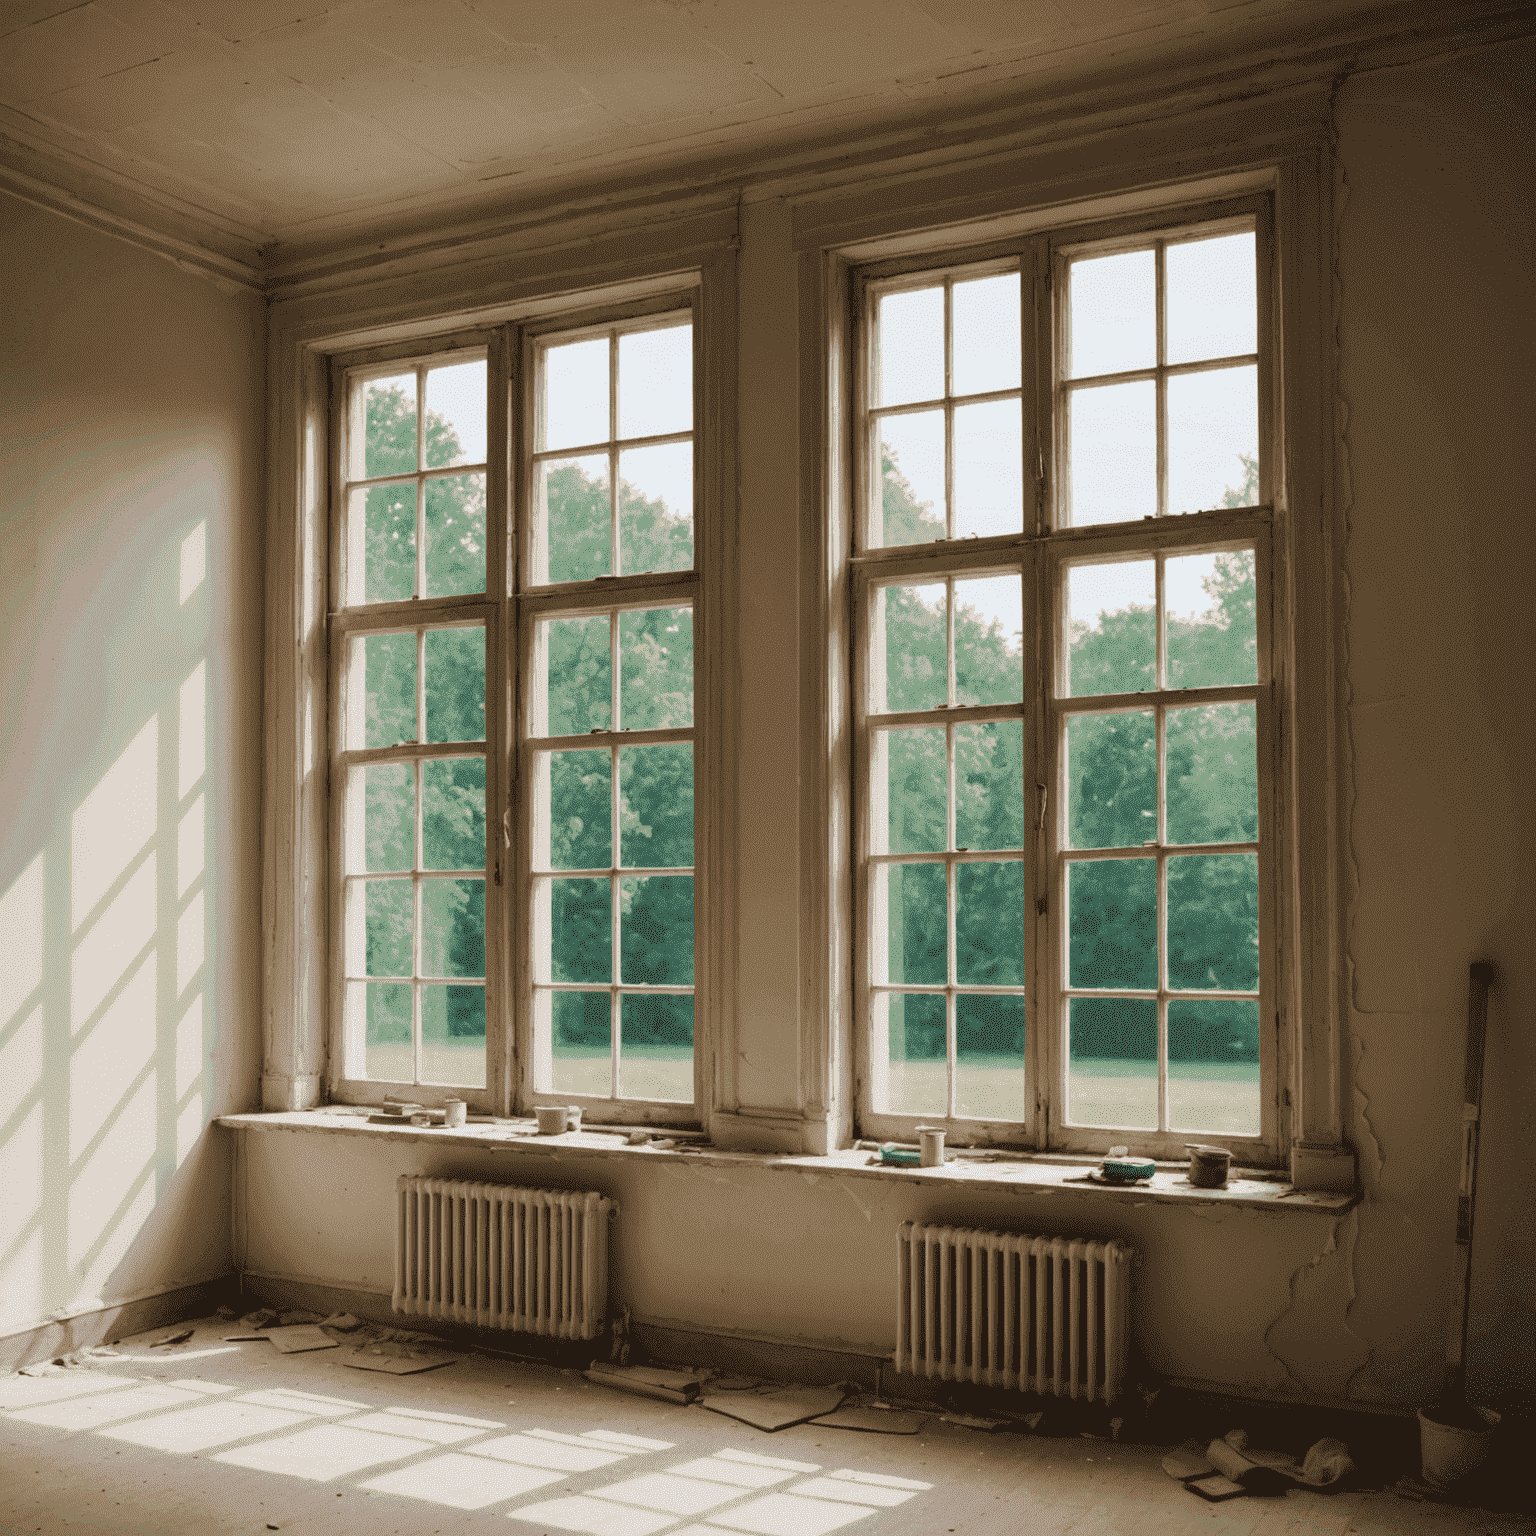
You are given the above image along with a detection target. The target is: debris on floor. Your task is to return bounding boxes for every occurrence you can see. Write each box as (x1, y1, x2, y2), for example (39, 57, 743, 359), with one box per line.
(1187, 1473, 1247, 1500)
(700, 1383, 846, 1432)
(1206, 1428, 1355, 1489)
(585, 1361, 701, 1405)
(1162, 1447, 1217, 1481)
(277, 1309, 323, 1326)
(341, 1338, 459, 1374)
(238, 1308, 278, 1330)
(214, 1304, 238, 1321)
(150, 1328, 195, 1347)
(320, 1312, 361, 1332)
(814, 1405, 927, 1434)
(940, 1411, 1008, 1431)
(264, 1325, 340, 1355)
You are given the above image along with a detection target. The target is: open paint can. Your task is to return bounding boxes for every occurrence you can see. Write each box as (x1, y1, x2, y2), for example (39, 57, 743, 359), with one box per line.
(1186, 1144, 1232, 1187)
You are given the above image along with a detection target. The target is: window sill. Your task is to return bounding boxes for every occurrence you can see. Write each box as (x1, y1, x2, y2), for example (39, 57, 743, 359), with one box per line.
(217, 1108, 1357, 1215)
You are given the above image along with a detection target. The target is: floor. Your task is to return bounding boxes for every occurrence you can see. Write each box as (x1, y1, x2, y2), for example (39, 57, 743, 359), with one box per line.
(0, 1317, 1527, 1536)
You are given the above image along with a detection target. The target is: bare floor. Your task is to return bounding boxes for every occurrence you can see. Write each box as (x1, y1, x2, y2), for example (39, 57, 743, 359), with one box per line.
(1, 1318, 1527, 1536)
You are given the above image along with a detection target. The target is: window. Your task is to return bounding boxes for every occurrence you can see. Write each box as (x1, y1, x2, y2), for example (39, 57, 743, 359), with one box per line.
(853, 202, 1276, 1158)
(328, 297, 701, 1123)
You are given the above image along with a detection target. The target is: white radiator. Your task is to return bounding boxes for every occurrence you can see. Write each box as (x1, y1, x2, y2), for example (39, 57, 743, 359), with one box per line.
(394, 1177, 615, 1340)
(896, 1223, 1133, 1403)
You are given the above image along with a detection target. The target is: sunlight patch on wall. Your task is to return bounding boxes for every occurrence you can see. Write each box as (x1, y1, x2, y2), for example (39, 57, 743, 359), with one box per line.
(177, 889, 205, 998)
(70, 958, 155, 1161)
(179, 522, 207, 605)
(1, 851, 45, 1025)
(0, 1100, 44, 1330)
(179, 662, 206, 801)
(68, 1068, 156, 1284)
(177, 993, 205, 1166)
(71, 858, 156, 1031)
(178, 793, 205, 898)
(71, 719, 156, 929)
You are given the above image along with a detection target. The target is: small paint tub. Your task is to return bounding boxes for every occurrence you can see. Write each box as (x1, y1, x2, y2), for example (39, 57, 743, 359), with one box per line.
(1418, 1404, 1499, 1487)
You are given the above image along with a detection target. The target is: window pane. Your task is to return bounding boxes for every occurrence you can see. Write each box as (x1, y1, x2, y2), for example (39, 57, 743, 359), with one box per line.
(424, 359, 486, 468)
(956, 994, 1025, 1121)
(952, 399, 1023, 540)
(878, 992, 946, 1116)
(619, 606, 692, 730)
(1066, 711, 1155, 850)
(364, 880, 412, 977)
(882, 863, 946, 986)
(620, 875, 693, 985)
(619, 442, 692, 574)
(877, 580, 945, 713)
(878, 728, 945, 855)
(538, 455, 610, 584)
(542, 337, 608, 452)
(547, 750, 611, 870)
(1168, 366, 1258, 515)
(541, 615, 612, 736)
(1067, 999, 1156, 1128)
(362, 373, 417, 478)
(421, 985, 485, 1088)
(956, 860, 1023, 986)
(360, 762, 413, 872)
(1066, 561, 1155, 697)
(877, 285, 943, 407)
(1169, 999, 1260, 1135)
(619, 744, 692, 868)
(1166, 550, 1257, 688)
(548, 877, 611, 984)
(363, 982, 412, 1082)
(424, 627, 485, 744)
(1166, 704, 1257, 846)
(356, 484, 415, 604)
(1069, 250, 1154, 378)
(954, 575, 1021, 705)
(1167, 853, 1258, 991)
(618, 324, 691, 440)
(952, 273, 1020, 397)
(421, 879, 484, 979)
(356, 632, 416, 749)
(619, 994, 693, 1103)
(1068, 859, 1156, 989)
(1068, 379, 1156, 526)
(1166, 231, 1256, 365)
(879, 410, 945, 546)
(424, 472, 486, 597)
(551, 991, 611, 1097)
(955, 721, 1023, 852)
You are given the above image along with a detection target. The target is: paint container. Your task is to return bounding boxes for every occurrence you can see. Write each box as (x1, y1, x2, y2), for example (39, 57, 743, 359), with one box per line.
(443, 1099, 467, 1128)
(565, 1106, 583, 1132)
(916, 1126, 946, 1167)
(1418, 1405, 1499, 1487)
(410, 1113, 433, 1127)
(535, 1105, 568, 1134)
(1186, 1144, 1232, 1187)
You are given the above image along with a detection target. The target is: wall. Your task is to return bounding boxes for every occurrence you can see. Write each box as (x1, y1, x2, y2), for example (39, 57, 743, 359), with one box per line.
(0, 196, 265, 1338)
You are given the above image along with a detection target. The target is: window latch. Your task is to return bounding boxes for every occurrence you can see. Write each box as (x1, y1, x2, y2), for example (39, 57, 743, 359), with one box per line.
(1035, 782, 1048, 831)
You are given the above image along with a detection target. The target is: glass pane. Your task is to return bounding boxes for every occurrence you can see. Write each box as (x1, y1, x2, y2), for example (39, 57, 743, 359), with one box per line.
(548, 749, 611, 871)
(954, 575, 1021, 704)
(619, 606, 692, 730)
(618, 324, 692, 440)
(424, 359, 486, 468)
(424, 472, 486, 597)
(357, 484, 415, 604)
(424, 627, 485, 744)
(542, 336, 608, 452)
(361, 762, 413, 872)
(1068, 859, 1156, 989)
(551, 991, 612, 1097)
(1068, 999, 1156, 1128)
(1168, 366, 1258, 515)
(549, 878, 611, 983)
(956, 860, 1023, 986)
(1166, 549, 1257, 689)
(538, 454, 610, 584)
(956, 994, 1025, 1121)
(1069, 250, 1154, 379)
(877, 580, 945, 713)
(421, 878, 484, 979)
(620, 994, 693, 1103)
(363, 982, 413, 1083)
(952, 272, 1020, 397)
(364, 880, 412, 978)
(877, 285, 944, 407)
(1066, 560, 1155, 697)
(620, 875, 693, 985)
(619, 744, 692, 868)
(1169, 999, 1261, 1135)
(619, 443, 692, 574)
(1167, 853, 1258, 991)
(362, 372, 416, 479)
(1066, 711, 1155, 849)
(421, 985, 485, 1088)
(954, 399, 1022, 540)
(1167, 231, 1256, 365)
(1166, 704, 1257, 846)
(356, 632, 416, 749)
(879, 410, 945, 546)
(879, 728, 945, 855)
(422, 757, 484, 872)
(541, 615, 611, 736)
(1068, 379, 1156, 526)
(955, 721, 1022, 852)
(879, 992, 946, 1116)
(883, 862, 946, 986)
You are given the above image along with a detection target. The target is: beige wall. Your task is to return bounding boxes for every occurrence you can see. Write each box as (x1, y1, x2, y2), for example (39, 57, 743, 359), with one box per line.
(0, 196, 265, 1335)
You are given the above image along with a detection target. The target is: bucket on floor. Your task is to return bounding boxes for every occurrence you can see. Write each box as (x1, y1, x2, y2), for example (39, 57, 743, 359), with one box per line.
(1417, 1405, 1499, 1487)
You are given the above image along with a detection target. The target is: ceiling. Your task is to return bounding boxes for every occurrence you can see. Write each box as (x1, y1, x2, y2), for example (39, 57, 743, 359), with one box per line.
(0, 0, 1513, 265)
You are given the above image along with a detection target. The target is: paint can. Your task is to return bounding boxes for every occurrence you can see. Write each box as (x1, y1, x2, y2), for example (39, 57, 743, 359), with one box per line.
(565, 1106, 583, 1132)
(443, 1099, 467, 1128)
(1186, 1144, 1232, 1187)
(535, 1104, 568, 1134)
(916, 1126, 946, 1167)
(1418, 1405, 1499, 1487)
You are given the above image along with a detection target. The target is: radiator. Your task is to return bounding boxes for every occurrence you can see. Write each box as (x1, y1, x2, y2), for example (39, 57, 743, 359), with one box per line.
(394, 1177, 615, 1340)
(895, 1223, 1133, 1402)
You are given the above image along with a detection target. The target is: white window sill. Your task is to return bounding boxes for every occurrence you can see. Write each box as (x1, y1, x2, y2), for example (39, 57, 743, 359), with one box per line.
(217, 1109, 1357, 1216)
